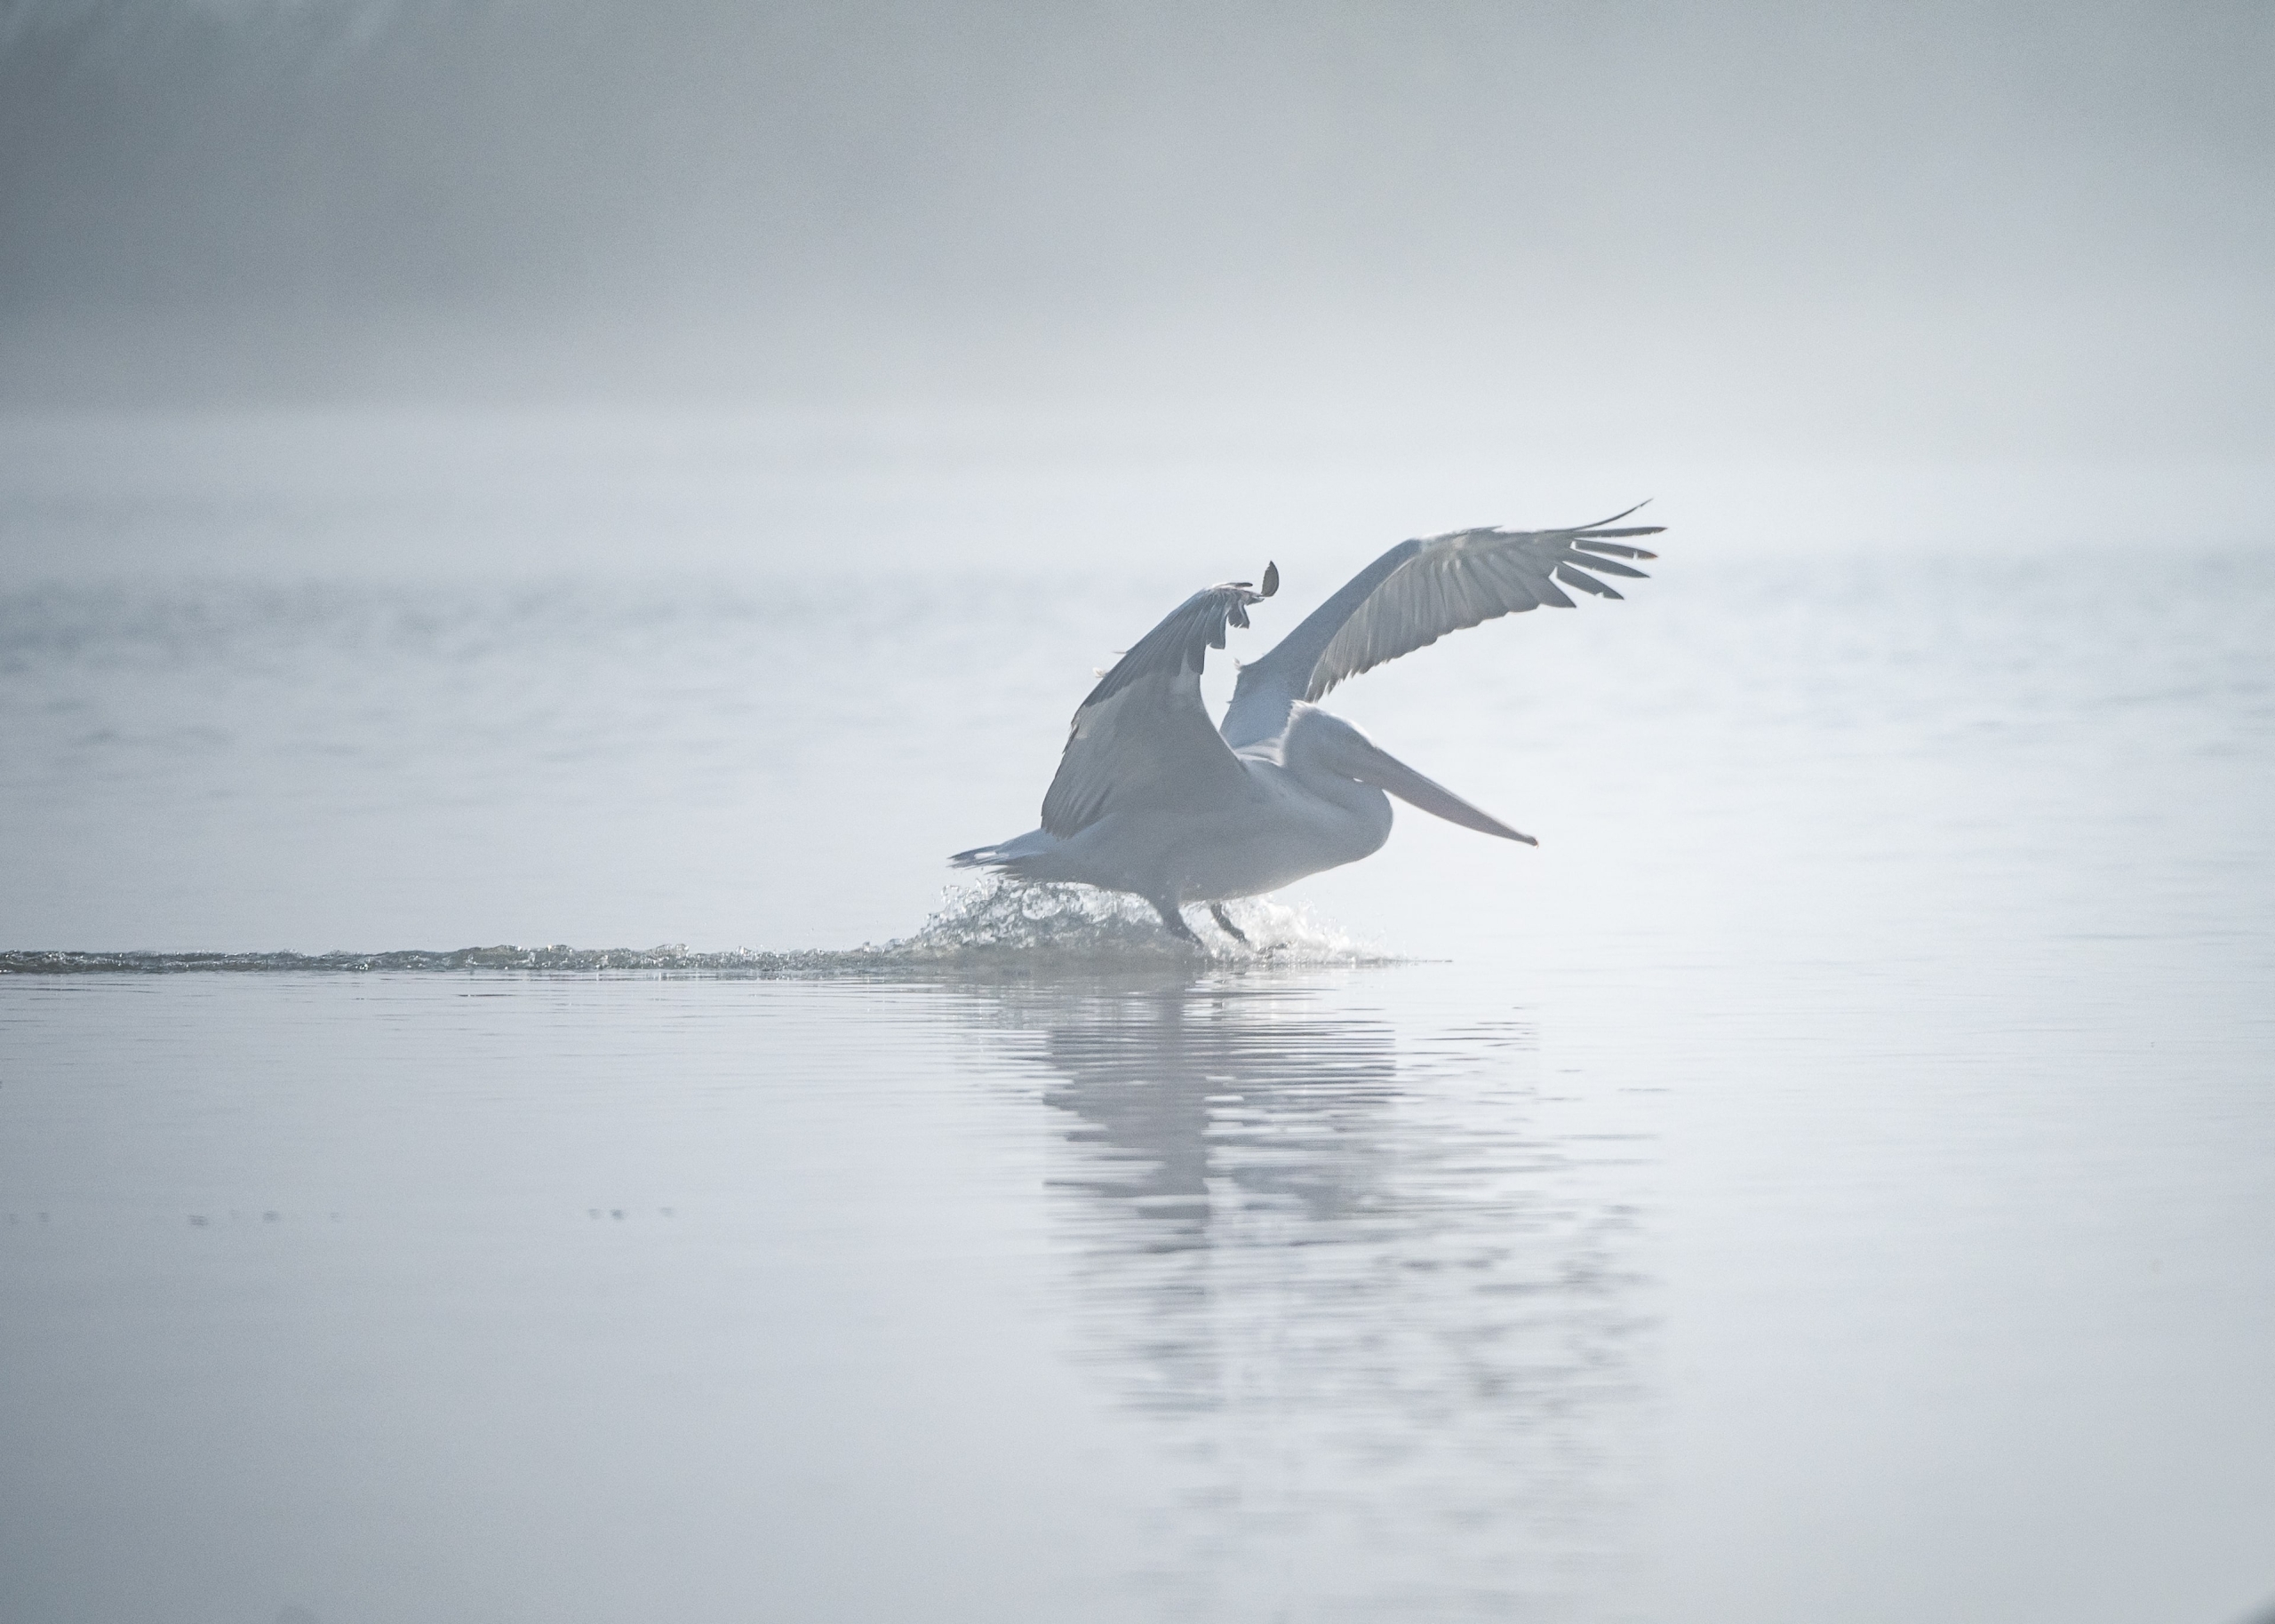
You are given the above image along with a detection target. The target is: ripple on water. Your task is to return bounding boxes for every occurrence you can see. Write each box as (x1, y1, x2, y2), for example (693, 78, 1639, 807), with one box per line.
(0, 876, 1395, 976)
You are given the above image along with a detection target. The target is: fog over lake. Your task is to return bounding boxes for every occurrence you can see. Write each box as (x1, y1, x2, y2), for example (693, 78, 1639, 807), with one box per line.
(3, 5, 2271, 1623)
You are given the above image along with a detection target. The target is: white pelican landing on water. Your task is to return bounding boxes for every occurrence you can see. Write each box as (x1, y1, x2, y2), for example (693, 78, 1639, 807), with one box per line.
(952, 508, 1664, 943)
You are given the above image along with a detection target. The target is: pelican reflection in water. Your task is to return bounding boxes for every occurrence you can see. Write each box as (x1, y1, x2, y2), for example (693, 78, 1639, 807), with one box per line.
(951, 975, 1650, 1607)
(954, 510, 1663, 941)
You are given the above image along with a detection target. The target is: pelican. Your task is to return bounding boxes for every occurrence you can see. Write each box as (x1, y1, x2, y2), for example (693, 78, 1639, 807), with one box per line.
(952, 508, 1664, 943)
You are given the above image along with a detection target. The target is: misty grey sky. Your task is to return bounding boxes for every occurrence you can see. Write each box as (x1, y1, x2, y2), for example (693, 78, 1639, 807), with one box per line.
(2, 1, 2270, 458)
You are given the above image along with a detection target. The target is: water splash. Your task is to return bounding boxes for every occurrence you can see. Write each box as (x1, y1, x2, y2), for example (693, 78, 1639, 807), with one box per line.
(884, 878, 1386, 965)
(0, 878, 1392, 976)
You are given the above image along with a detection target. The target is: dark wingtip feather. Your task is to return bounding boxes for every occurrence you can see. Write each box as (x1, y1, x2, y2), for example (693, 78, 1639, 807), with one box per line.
(1573, 499, 1655, 531)
(1553, 562, 1624, 599)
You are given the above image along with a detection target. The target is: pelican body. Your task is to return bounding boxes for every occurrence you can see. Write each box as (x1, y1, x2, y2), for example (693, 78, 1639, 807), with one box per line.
(953, 511, 1663, 943)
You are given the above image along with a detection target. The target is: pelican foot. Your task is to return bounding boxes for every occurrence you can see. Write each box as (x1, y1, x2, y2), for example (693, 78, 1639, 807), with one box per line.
(1149, 896, 1202, 945)
(1207, 903, 1249, 946)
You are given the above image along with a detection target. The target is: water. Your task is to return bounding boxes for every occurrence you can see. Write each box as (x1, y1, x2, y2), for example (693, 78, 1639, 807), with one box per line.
(4, 417, 2273, 1622)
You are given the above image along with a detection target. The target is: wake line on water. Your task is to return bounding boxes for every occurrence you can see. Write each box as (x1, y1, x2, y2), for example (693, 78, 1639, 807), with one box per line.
(1, 879, 1394, 976)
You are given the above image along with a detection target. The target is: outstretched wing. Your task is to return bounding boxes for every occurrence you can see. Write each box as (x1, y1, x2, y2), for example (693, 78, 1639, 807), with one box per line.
(1040, 571, 1277, 840)
(1218, 508, 1661, 748)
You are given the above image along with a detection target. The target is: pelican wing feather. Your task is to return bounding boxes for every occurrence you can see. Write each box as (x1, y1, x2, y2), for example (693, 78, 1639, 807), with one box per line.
(1039, 576, 1274, 840)
(1218, 507, 1661, 748)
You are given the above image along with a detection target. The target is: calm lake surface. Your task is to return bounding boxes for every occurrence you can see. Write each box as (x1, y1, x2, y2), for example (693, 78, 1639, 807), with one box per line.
(4, 416, 2271, 1623)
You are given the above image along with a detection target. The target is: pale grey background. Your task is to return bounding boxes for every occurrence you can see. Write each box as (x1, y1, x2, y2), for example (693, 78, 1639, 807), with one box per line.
(3, 7, 2271, 1624)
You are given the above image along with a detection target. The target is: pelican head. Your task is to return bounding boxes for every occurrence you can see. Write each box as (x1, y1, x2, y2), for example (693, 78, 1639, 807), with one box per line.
(1284, 706, 1537, 846)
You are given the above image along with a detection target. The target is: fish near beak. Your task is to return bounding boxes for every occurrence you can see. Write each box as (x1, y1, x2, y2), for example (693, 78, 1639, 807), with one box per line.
(1345, 735, 1537, 846)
